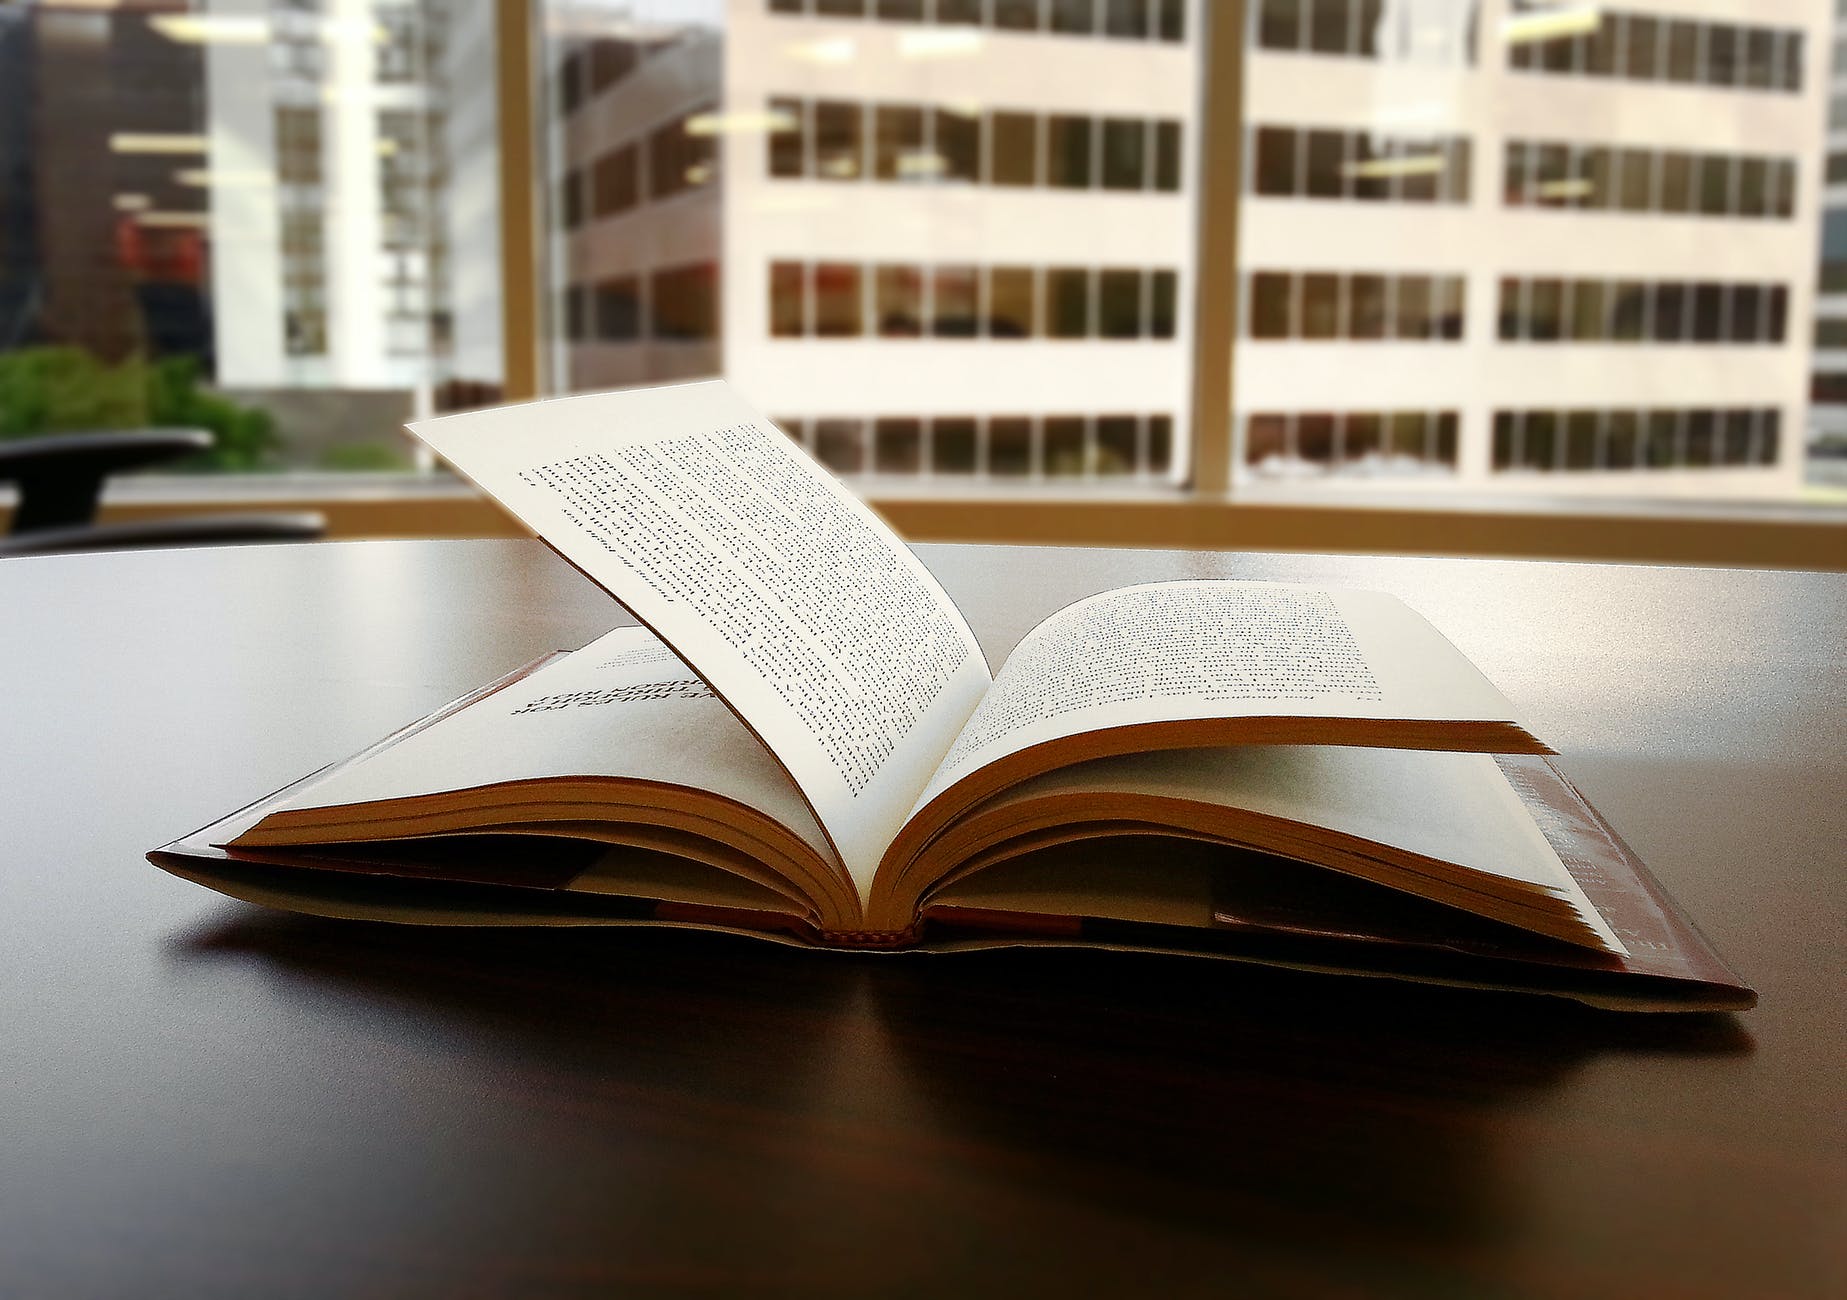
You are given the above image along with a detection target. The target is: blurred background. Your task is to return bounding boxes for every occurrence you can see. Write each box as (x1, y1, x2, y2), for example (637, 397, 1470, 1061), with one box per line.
(0, 0, 1841, 563)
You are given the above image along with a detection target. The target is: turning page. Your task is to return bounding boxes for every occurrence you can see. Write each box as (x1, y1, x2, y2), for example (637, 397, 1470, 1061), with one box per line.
(409, 382, 992, 895)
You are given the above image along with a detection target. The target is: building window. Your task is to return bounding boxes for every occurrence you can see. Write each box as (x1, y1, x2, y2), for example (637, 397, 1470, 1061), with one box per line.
(1491, 407, 1781, 470)
(650, 263, 718, 340)
(649, 105, 718, 200)
(814, 100, 864, 180)
(987, 266, 1038, 336)
(769, 260, 1178, 340)
(1507, 9, 1801, 94)
(594, 276, 641, 341)
(1255, 0, 1477, 63)
(1242, 409, 1463, 475)
(275, 106, 322, 187)
(771, 98, 1182, 194)
(1251, 126, 1472, 205)
(783, 412, 1175, 478)
(592, 143, 640, 218)
(876, 265, 924, 336)
(765, 0, 1184, 42)
(814, 262, 863, 337)
(1245, 271, 1465, 341)
(770, 261, 805, 337)
(559, 169, 584, 230)
(1505, 141, 1799, 216)
(1497, 276, 1789, 343)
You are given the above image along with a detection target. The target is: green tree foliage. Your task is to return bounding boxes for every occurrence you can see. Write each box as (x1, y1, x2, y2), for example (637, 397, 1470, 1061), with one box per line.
(0, 347, 279, 471)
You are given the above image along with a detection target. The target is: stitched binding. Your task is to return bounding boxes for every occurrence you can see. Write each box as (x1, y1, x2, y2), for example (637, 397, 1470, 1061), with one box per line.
(818, 926, 917, 950)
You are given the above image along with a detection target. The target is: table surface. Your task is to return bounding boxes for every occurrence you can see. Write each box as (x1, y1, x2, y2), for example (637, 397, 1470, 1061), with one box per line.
(4, 540, 1843, 1299)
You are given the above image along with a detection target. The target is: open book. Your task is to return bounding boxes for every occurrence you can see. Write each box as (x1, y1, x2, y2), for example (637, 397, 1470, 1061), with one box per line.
(149, 381, 1751, 1011)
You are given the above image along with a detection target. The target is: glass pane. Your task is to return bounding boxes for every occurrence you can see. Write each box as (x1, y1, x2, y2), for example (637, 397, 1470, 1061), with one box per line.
(996, 0, 1041, 31)
(988, 418, 1034, 475)
(770, 262, 806, 337)
(1257, 0, 1302, 50)
(986, 267, 1038, 337)
(768, 98, 806, 177)
(0, 0, 515, 475)
(1252, 272, 1293, 338)
(1095, 415, 1138, 474)
(1047, 268, 1091, 337)
(1254, 127, 1298, 196)
(931, 418, 978, 474)
(814, 263, 863, 337)
(1101, 118, 1147, 190)
(934, 109, 980, 185)
(989, 112, 1039, 186)
(1097, 269, 1144, 338)
(1044, 417, 1086, 474)
(931, 266, 979, 337)
(814, 100, 864, 179)
(1052, 0, 1098, 36)
(874, 105, 925, 182)
(876, 265, 923, 336)
(1301, 273, 1341, 339)
(1349, 274, 1387, 340)
(874, 417, 923, 473)
(1046, 115, 1093, 188)
(814, 419, 866, 473)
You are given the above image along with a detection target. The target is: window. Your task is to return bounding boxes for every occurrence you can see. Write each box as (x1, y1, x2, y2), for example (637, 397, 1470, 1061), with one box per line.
(1242, 410, 1462, 476)
(767, 259, 1174, 341)
(1048, 268, 1091, 337)
(1256, 0, 1475, 63)
(1498, 276, 1790, 345)
(932, 266, 979, 337)
(988, 267, 1038, 337)
(1248, 271, 1463, 341)
(875, 105, 924, 182)
(592, 277, 641, 342)
(1510, 9, 1803, 96)
(935, 109, 980, 184)
(990, 112, 1039, 185)
(650, 264, 718, 340)
(1503, 141, 1795, 221)
(815, 100, 863, 180)
(24, 0, 1828, 507)
(774, 98, 1181, 194)
(877, 265, 924, 337)
(1493, 407, 1782, 470)
(875, 418, 923, 473)
(1098, 269, 1143, 338)
(592, 144, 639, 218)
(767, 0, 1185, 41)
(770, 261, 805, 337)
(769, 99, 805, 177)
(1101, 118, 1146, 190)
(1046, 116, 1093, 188)
(560, 169, 584, 230)
(814, 263, 863, 337)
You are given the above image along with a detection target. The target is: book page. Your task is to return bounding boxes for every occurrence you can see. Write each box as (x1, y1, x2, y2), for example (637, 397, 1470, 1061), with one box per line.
(960, 745, 1621, 952)
(409, 382, 992, 894)
(912, 580, 1529, 817)
(265, 626, 834, 868)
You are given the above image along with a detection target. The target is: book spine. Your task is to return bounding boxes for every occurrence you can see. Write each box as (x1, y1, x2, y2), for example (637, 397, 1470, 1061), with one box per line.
(816, 927, 919, 950)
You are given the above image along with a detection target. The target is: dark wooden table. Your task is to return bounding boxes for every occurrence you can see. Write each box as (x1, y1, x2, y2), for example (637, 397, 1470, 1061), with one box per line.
(4, 540, 1843, 1299)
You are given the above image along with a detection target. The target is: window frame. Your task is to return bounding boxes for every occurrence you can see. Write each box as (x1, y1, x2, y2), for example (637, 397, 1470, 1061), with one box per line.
(7, 0, 1840, 569)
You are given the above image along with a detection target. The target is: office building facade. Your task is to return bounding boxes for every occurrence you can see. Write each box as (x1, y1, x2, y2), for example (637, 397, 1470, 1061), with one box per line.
(1241, 0, 1822, 497)
(551, 0, 1197, 483)
(554, 0, 1822, 497)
